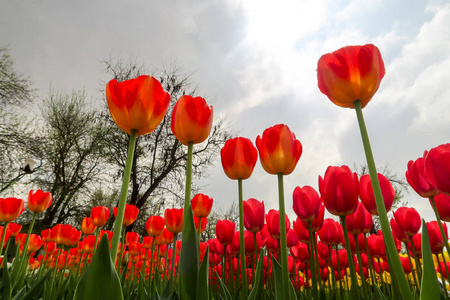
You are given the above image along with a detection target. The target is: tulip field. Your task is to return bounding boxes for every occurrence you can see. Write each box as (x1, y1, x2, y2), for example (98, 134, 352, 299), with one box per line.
(2, 44, 450, 300)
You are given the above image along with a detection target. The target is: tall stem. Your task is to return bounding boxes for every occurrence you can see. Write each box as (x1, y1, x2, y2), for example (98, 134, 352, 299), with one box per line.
(354, 100, 412, 299)
(340, 216, 360, 299)
(277, 173, 291, 300)
(238, 178, 249, 299)
(0, 221, 9, 261)
(110, 129, 137, 263)
(307, 222, 319, 300)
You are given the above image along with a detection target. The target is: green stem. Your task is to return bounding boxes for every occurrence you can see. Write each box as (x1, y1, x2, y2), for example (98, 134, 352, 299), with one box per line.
(170, 233, 178, 291)
(354, 100, 412, 299)
(183, 142, 193, 215)
(238, 178, 249, 299)
(354, 234, 369, 299)
(116, 226, 126, 274)
(110, 129, 137, 263)
(277, 173, 291, 300)
(340, 216, 360, 299)
(405, 244, 419, 290)
(253, 232, 258, 285)
(197, 217, 202, 241)
(307, 222, 319, 300)
(0, 221, 9, 262)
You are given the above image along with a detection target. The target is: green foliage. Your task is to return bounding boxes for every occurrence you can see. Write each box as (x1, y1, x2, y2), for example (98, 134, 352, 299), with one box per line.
(74, 234, 123, 300)
(419, 219, 441, 300)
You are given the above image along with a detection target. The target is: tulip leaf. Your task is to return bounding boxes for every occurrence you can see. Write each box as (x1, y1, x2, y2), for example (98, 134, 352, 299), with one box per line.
(196, 246, 209, 300)
(248, 249, 264, 300)
(271, 255, 285, 300)
(0, 257, 11, 300)
(216, 270, 232, 300)
(179, 206, 199, 300)
(420, 219, 441, 300)
(20, 270, 52, 300)
(73, 234, 123, 300)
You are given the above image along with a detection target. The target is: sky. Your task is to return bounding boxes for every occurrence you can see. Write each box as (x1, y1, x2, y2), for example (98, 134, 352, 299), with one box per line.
(1, 0, 449, 224)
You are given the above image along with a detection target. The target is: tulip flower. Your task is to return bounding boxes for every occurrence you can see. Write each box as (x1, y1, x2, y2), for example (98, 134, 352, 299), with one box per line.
(359, 173, 395, 215)
(171, 95, 213, 146)
(256, 124, 302, 176)
(319, 165, 359, 216)
(191, 193, 213, 218)
(113, 204, 139, 227)
(145, 215, 165, 237)
(164, 208, 184, 234)
(301, 204, 325, 233)
(27, 189, 52, 213)
(220, 137, 258, 180)
(345, 201, 373, 236)
(424, 144, 450, 195)
(317, 44, 385, 109)
(0, 197, 25, 223)
(406, 154, 440, 198)
(215, 220, 235, 246)
(81, 217, 97, 235)
(293, 185, 322, 222)
(266, 209, 290, 240)
(125, 231, 140, 246)
(0, 226, 11, 249)
(7, 222, 22, 237)
(106, 75, 171, 137)
(90, 206, 110, 227)
(432, 193, 450, 222)
(393, 207, 421, 237)
(51, 224, 75, 245)
(427, 221, 448, 254)
(194, 216, 207, 234)
(318, 219, 342, 246)
(243, 198, 265, 234)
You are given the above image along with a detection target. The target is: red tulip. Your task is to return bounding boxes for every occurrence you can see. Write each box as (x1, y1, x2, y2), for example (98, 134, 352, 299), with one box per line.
(191, 193, 213, 218)
(426, 221, 447, 254)
(0, 197, 24, 222)
(65, 229, 81, 247)
(317, 219, 342, 246)
(243, 198, 265, 234)
(51, 224, 75, 245)
(392, 207, 421, 237)
(106, 75, 171, 136)
(290, 243, 309, 263)
(293, 218, 310, 244)
(407, 233, 422, 257)
(0, 226, 11, 248)
(316, 241, 330, 260)
(293, 185, 322, 222)
(154, 229, 174, 245)
(345, 201, 373, 236)
(90, 206, 109, 227)
(317, 44, 385, 109)
(359, 173, 395, 215)
(367, 234, 386, 259)
(301, 204, 325, 232)
(82, 235, 97, 253)
(7, 222, 21, 237)
(113, 204, 139, 227)
(128, 241, 143, 256)
(406, 154, 440, 198)
(390, 218, 409, 244)
(164, 208, 183, 234)
(126, 231, 140, 246)
(27, 234, 43, 253)
(194, 216, 207, 234)
(286, 229, 299, 248)
(171, 95, 213, 145)
(266, 209, 290, 240)
(145, 215, 165, 237)
(81, 217, 97, 235)
(220, 137, 258, 180)
(142, 236, 153, 249)
(319, 165, 359, 216)
(27, 190, 52, 213)
(41, 229, 52, 242)
(255, 124, 302, 175)
(432, 193, 450, 222)
(425, 144, 450, 195)
(215, 220, 235, 246)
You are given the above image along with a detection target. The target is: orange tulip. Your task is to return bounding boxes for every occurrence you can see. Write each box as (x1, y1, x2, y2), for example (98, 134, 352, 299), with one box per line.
(191, 193, 213, 218)
(90, 206, 109, 227)
(0, 197, 25, 222)
(255, 124, 302, 175)
(113, 204, 139, 227)
(106, 75, 171, 136)
(27, 189, 52, 213)
(317, 44, 385, 109)
(154, 228, 174, 245)
(51, 224, 75, 245)
(145, 215, 165, 237)
(220, 137, 258, 180)
(81, 217, 97, 235)
(171, 95, 213, 145)
(7, 222, 22, 237)
(164, 208, 184, 234)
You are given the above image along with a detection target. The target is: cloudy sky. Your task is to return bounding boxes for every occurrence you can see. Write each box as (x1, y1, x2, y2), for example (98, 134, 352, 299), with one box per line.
(1, 0, 449, 223)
